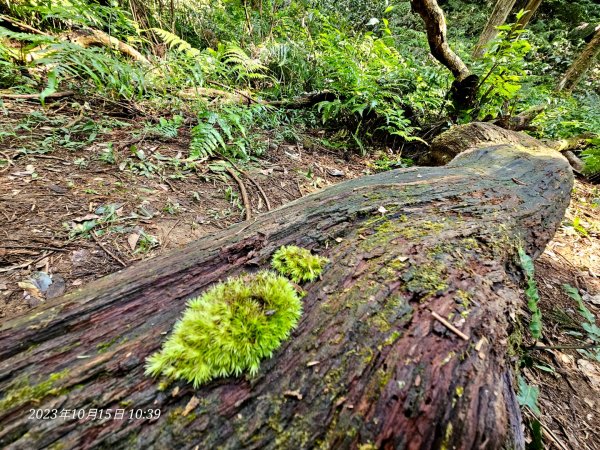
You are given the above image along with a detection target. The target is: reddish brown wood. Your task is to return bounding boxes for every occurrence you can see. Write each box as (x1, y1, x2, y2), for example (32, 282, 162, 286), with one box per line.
(0, 124, 572, 449)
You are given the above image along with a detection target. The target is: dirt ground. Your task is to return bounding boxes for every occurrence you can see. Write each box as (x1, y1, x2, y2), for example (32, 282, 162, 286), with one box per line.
(1, 98, 599, 449)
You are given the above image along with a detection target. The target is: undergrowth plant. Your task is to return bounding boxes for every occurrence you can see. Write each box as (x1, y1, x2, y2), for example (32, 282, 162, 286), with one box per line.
(518, 247, 542, 340)
(473, 15, 532, 120)
(146, 271, 302, 387)
(563, 284, 600, 362)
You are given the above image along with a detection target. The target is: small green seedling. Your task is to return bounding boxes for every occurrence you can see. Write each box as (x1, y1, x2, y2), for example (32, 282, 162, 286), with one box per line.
(146, 271, 301, 387)
(271, 245, 329, 283)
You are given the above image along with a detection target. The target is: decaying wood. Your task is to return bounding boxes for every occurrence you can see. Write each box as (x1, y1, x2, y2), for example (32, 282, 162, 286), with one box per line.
(562, 150, 585, 173)
(65, 29, 150, 65)
(225, 166, 252, 221)
(178, 87, 336, 109)
(0, 123, 573, 449)
(429, 121, 542, 165)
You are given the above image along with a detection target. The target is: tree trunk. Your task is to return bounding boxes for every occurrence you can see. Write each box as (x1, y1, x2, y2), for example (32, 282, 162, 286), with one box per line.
(472, 0, 518, 59)
(409, 0, 478, 114)
(515, 0, 542, 30)
(409, 0, 470, 81)
(0, 124, 573, 450)
(556, 28, 600, 93)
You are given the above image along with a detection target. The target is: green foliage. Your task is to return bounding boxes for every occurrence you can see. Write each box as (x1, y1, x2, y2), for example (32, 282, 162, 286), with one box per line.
(516, 375, 541, 416)
(190, 105, 269, 160)
(311, 16, 434, 149)
(144, 115, 184, 140)
(146, 271, 302, 387)
(563, 284, 600, 362)
(271, 245, 329, 283)
(371, 152, 414, 172)
(152, 28, 201, 57)
(473, 19, 532, 119)
(580, 141, 600, 176)
(518, 247, 542, 340)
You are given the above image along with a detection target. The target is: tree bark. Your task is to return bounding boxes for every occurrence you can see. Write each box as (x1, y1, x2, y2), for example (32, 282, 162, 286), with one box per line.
(410, 0, 470, 81)
(556, 28, 600, 93)
(0, 124, 573, 450)
(472, 0, 518, 59)
(409, 0, 478, 114)
(515, 0, 542, 30)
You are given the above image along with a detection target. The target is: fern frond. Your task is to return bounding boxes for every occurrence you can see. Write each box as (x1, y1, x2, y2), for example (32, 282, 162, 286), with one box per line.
(152, 28, 200, 57)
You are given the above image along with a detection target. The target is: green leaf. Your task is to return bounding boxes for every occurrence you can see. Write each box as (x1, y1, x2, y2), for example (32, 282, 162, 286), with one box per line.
(516, 375, 541, 416)
(519, 247, 542, 339)
(40, 69, 58, 106)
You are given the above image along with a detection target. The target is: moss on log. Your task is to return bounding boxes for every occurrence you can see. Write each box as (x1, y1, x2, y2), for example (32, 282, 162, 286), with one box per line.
(0, 124, 572, 449)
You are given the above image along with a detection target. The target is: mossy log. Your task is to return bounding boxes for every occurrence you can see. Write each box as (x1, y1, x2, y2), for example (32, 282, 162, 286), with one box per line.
(0, 124, 573, 449)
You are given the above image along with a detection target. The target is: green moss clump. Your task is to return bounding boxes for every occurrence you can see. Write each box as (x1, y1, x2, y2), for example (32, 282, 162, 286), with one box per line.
(271, 245, 329, 283)
(146, 271, 302, 387)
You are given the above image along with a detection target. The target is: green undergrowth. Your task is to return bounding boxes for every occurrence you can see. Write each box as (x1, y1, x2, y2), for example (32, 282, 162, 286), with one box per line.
(518, 247, 542, 340)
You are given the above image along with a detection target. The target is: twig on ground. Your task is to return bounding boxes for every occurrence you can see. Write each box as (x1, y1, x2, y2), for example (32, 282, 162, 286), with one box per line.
(160, 175, 179, 193)
(527, 343, 600, 351)
(0, 252, 52, 273)
(0, 151, 13, 173)
(27, 154, 70, 162)
(162, 219, 182, 249)
(0, 245, 68, 252)
(91, 232, 127, 267)
(431, 311, 470, 341)
(224, 157, 271, 211)
(225, 166, 252, 221)
(525, 407, 570, 450)
(0, 91, 75, 100)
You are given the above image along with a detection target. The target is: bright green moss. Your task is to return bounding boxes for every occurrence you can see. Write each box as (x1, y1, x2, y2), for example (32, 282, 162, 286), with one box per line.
(146, 271, 302, 387)
(271, 245, 329, 283)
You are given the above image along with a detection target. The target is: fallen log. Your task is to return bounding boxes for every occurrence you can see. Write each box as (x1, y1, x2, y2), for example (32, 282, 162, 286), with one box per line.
(0, 123, 573, 449)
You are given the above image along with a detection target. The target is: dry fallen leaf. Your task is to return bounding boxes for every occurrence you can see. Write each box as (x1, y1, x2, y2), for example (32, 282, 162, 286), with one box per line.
(128, 233, 140, 251)
(577, 359, 600, 391)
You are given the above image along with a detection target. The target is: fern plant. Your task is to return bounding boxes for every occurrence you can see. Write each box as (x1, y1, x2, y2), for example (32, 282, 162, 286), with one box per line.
(144, 115, 184, 140)
(190, 105, 266, 160)
(151, 28, 201, 58)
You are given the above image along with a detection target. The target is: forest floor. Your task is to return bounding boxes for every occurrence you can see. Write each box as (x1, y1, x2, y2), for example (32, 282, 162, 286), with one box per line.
(1, 99, 599, 449)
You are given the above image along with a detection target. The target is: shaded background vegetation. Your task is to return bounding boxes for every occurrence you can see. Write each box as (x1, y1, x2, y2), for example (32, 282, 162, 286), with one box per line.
(0, 0, 599, 171)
